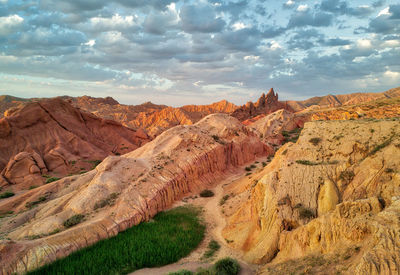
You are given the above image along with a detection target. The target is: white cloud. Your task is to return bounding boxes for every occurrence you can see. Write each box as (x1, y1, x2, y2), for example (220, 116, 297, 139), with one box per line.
(87, 14, 137, 32)
(297, 4, 309, 12)
(384, 70, 400, 79)
(357, 39, 372, 49)
(232, 22, 249, 31)
(285, 0, 295, 7)
(0, 14, 24, 35)
(377, 7, 391, 17)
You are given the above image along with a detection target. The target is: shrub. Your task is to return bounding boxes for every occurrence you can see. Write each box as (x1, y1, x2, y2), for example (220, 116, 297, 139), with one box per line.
(219, 195, 230, 206)
(0, 191, 15, 199)
(202, 239, 221, 259)
(211, 135, 220, 142)
(339, 170, 355, 184)
(296, 160, 317, 166)
(262, 162, 267, 167)
(46, 177, 60, 184)
(250, 164, 256, 168)
(63, 214, 85, 228)
(29, 185, 38, 190)
(214, 257, 240, 275)
(200, 189, 214, 197)
(309, 137, 322, 146)
(93, 193, 119, 210)
(168, 270, 193, 275)
(298, 207, 315, 219)
(244, 166, 251, 171)
(26, 196, 47, 209)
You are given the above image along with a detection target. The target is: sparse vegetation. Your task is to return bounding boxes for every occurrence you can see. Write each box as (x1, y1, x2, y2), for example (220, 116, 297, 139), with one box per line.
(63, 214, 85, 228)
(296, 160, 318, 166)
(368, 136, 393, 156)
(298, 206, 315, 219)
(202, 239, 221, 259)
(309, 137, 322, 146)
(0, 210, 14, 218)
(199, 189, 214, 197)
(93, 193, 119, 210)
(29, 206, 205, 275)
(339, 170, 355, 184)
(245, 166, 251, 171)
(219, 194, 230, 206)
(262, 162, 267, 167)
(0, 191, 15, 199)
(26, 196, 47, 209)
(168, 270, 193, 275)
(46, 177, 60, 184)
(29, 185, 38, 190)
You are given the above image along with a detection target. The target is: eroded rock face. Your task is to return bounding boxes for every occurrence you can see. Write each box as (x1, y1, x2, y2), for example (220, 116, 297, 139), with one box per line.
(0, 114, 272, 274)
(231, 88, 293, 121)
(66, 96, 238, 138)
(223, 119, 400, 274)
(247, 109, 307, 145)
(0, 98, 150, 190)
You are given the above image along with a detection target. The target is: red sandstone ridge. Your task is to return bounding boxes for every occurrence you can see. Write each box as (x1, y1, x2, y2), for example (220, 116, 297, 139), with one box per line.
(231, 88, 293, 121)
(0, 98, 150, 191)
(66, 96, 238, 137)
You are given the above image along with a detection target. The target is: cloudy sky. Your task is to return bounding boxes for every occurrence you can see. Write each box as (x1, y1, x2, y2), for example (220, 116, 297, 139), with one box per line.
(0, 0, 399, 106)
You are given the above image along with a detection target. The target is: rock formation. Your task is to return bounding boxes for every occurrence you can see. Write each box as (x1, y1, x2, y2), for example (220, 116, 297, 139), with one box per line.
(65, 96, 238, 138)
(287, 86, 400, 111)
(0, 114, 272, 274)
(223, 118, 400, 274)
(231, 88, 293, 121)
(0, 98, 150, 190)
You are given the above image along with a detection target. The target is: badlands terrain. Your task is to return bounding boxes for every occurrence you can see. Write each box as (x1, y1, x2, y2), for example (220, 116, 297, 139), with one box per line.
(0, 87, 399, 274)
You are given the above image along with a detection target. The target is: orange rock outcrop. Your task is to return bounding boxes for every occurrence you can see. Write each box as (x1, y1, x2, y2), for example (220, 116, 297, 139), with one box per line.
(0, 98, 150, 190)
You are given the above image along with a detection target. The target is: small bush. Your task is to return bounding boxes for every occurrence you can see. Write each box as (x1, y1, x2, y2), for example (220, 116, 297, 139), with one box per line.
(214, 257, 240, 275)
(0, 191, 15, 199)
(296, 160, 317, 166)
(309, 137, 322, 146)
(46, 177, 60, 184)
(250, 164, 256, 168)
(202, 239, 221, 259)
(29, 185, 38, 190)
(339, 170, 355, 184)
(168, 270, 193, 275)
(212, 135, 220, 142)
(385, 168, 394, 173)
(298, 207, 315, 219)
(244, 166, 251, 171)
(262, 162, 267, 167)
(64, 214, 85, 228)
(219, 195, 230, 206)
(26, 196, 47, 209)
(93, 193, 119, 210)
(200, 189, 214, 197)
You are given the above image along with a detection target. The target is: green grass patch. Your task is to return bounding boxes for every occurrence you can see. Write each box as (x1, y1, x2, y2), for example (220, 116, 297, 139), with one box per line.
(0, 191, 14, 199)
(28, 206, 205, 275)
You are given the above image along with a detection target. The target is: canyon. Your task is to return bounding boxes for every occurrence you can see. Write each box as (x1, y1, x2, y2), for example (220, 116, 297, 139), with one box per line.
(0, 86, 399, 274)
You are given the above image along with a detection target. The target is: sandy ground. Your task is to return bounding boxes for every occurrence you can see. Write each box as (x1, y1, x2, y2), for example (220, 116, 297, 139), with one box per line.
(131, 161, 267, 275)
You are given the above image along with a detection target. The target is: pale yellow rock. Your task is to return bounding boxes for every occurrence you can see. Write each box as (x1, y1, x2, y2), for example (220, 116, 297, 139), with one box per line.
(318, 179, 340, 215)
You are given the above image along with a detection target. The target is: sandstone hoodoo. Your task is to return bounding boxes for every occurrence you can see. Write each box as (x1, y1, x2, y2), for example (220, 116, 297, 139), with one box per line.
(231, 88, 293, 121)
(0, 98, 150, 191)
(0, 113, 272, 274)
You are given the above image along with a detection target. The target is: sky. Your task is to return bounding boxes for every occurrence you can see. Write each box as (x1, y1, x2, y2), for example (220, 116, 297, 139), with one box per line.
(0, 0, 399, 106)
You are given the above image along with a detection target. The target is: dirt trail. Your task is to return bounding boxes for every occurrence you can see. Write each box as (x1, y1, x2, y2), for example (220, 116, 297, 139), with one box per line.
(131, 169, 258, 275)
